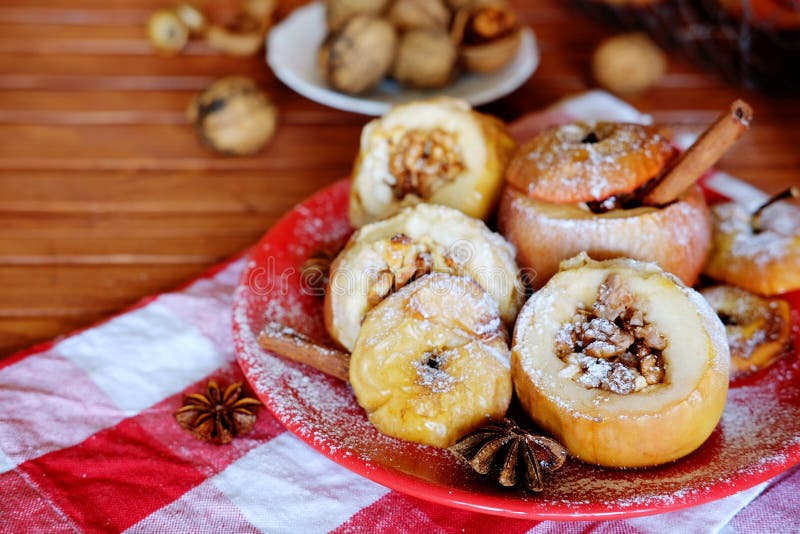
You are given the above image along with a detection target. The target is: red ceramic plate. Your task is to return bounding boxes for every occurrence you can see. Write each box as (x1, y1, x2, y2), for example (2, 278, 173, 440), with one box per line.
(232, 178, 800, 521)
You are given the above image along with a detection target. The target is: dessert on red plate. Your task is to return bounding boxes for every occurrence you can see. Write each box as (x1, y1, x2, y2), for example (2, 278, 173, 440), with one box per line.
(232, 96, 800, 519)
(232, 177, 800, 519)
(701, 284, 792, 380)
(512, 254, 730, 468)
(324, 203, 522, 352)
(349, 98, 516, 227)
(704, 188, 800, 296)
(499, 121, 710, 288)
(349, 273, 513, 448)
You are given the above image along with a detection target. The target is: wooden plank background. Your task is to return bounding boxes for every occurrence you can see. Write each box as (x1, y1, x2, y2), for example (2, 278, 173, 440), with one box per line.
(0, 0, 797, 358)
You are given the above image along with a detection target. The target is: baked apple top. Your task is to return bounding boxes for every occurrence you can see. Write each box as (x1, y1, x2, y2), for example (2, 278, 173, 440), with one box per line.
(505, 122, 677, 206)
(514, 254, 729, 414)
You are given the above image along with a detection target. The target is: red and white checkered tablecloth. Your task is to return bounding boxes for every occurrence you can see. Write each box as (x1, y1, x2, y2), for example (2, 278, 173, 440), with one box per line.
(1, 91, 797, 533)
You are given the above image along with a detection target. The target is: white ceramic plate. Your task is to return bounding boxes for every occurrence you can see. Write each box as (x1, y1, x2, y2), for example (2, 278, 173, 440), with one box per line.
(267, 2, 540, 116)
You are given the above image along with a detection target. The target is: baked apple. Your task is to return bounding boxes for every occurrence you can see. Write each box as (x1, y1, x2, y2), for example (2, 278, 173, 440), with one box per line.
(325, 203, 523, 351)
(701, 285, 791, 379)
(703, 191, 800, 296)
(500, 101, 753, 290)
(498, 121, 711, 289)
(512, 254, 729, 468)
(349, 97, 516, 227)
(349, 273, 512, 448)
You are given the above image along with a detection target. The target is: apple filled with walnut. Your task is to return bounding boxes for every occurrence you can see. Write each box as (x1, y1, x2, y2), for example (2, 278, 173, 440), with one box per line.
(325, 203, 523, 351)
(349, 97, 516, 227)
(511, 254, 730, 468)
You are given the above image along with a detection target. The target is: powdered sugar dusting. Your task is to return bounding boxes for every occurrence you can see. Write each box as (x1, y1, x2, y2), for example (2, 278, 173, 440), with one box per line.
(520, 122, 673, 203)
(233, 179, 800, 519)
(714, 202, 798, 267)
(412, 352, 456, 394)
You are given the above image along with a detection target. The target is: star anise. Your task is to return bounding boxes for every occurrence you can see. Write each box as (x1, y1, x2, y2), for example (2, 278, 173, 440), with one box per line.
(450, 418, 568, 492)
(175, 380, 261, 444)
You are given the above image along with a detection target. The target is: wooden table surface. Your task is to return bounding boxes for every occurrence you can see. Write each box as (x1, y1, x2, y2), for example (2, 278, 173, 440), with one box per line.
(0, 0, 797, 359)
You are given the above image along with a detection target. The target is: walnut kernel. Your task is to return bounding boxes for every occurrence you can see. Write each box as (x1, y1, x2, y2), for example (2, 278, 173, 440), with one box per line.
(555, 274, 668, 394)
(365, 234, 459, 308)
(388, 128, 464, 200)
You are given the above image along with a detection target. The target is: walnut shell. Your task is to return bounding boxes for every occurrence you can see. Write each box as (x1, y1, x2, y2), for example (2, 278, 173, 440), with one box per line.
(388, 0, 451, 32)
(147, 8, 189, 55)
(592, 33, 666, 95)
(173, 3, 207, 35)
(187, 77, 277, 156)
(392, 29, 457, 89)
(319, 15, 397, 95)
(324, 0, 391, 32)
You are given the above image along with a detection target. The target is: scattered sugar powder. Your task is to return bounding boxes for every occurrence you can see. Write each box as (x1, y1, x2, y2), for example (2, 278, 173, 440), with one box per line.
(525, 122, 665, 201)
(714, 202, 798, 267)
(412, 351, 455, 393)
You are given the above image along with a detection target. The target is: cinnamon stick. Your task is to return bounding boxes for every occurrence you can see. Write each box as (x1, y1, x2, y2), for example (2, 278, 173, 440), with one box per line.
(257, 322, 349, 382)
(644, 99, 753, 206)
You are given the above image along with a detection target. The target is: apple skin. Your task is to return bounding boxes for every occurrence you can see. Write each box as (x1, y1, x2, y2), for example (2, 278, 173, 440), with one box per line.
(504, 122, 677, 204)
(349, 274, 512, 449)
(701, 285, 792, 379)
(512, 355, 728, 468)
(510, 256, 730, 468)
(498, 184, 712, 289)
